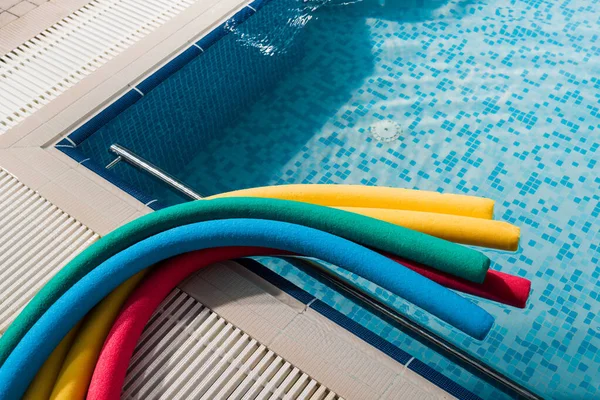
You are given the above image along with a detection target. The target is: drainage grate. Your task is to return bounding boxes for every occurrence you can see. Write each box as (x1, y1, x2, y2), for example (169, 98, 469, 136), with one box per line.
(0, 168, 99, 334)
(124, 288, 342, 400)
(0, 0, 195, 134)
(0, 169, 340, 398)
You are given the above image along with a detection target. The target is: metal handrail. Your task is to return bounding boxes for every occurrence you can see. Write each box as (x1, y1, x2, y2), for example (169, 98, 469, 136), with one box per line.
(285, 257, 541, 400)
(108, 144, 203, 200)
(106, 142, 541, 400)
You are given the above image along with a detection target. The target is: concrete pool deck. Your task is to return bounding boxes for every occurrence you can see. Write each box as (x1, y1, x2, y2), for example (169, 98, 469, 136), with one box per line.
(0, 1, 456, 398)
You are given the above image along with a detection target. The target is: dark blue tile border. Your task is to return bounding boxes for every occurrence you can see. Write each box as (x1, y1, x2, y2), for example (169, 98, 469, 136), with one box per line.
(234, 257, 483, 400)
(408, 358, 485, 400)
(56, 1, 269, 209)
(137, 46, 203, 94)
(138, 4, 259, 95)
(68, 89, 143, 145)
(55, 140, 163, 209)
(64, 2, 264, 147)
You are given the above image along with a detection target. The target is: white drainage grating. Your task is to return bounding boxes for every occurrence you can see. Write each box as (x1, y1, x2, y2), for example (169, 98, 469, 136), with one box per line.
(124, 288, 342, 400)
(0, 168, 99, 335)
(0, 169, 339, 398)
(0, 0, 196, 134)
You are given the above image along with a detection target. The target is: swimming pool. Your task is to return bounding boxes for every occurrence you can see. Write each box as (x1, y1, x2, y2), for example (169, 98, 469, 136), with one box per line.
(60, 0, 600, 398)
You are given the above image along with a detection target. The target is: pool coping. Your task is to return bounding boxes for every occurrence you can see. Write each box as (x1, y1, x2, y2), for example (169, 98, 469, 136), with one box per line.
(238, 258, 483, 400)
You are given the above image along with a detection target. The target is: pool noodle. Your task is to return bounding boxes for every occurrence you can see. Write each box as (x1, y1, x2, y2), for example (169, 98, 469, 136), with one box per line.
(210, 184, 495, 218)
(390, 255, 530, 308)
(48, 272, 146, 400)
(0, 198, 490, 368)
(0, 219, 494, 399)
(21, 323, 81, 400)
(88, 247, 279, 400)
(339, 207, 519, 250)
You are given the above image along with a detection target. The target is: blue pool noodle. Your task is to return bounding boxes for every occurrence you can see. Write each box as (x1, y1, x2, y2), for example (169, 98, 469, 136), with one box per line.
(0, 219, 493, 398)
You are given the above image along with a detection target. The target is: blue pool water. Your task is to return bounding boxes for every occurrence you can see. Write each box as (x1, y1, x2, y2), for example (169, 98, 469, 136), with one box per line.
(75, 0, 600, 398)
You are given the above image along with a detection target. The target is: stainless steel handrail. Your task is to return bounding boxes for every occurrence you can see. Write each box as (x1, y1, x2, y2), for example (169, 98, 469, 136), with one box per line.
(105, 142, 541, 400)
(107, 144, 203, 200)
(284, 257, 542, 400)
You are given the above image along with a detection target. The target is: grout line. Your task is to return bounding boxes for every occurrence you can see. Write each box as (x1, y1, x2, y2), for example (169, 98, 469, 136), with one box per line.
(380, 377, 400, 400)
(131, 85, 144, 97)
(304, 297, 317, 312)
(64, 136, 77, 147)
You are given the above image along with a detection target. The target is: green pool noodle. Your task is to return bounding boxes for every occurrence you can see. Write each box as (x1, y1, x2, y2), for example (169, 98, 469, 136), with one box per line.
(0, 197, 490, 366)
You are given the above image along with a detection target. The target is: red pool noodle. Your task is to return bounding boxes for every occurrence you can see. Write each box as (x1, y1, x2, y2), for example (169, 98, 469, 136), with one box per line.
(88, 247, 529, 399)
(387, 253, 531, 308)
(87, 247, 282, 400)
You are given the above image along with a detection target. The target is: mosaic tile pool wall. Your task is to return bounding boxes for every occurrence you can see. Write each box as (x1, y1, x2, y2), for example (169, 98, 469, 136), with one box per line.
(77, 0, 309, 200)
(74, 0, 600, 398)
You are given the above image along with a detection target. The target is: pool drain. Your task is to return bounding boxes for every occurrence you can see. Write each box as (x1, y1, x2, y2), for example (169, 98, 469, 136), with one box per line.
(369, 120, 402, 142)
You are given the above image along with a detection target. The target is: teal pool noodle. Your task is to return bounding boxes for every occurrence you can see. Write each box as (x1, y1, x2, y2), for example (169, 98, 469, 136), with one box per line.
(0, 219, 493, 399)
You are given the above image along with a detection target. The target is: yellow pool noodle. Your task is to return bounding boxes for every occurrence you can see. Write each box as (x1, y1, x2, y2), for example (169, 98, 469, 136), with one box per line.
(338, 207, 520, 251)
(22, 323, 81, 400)
(210, 184, 495, 219)
(49, 271, 146, 400)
